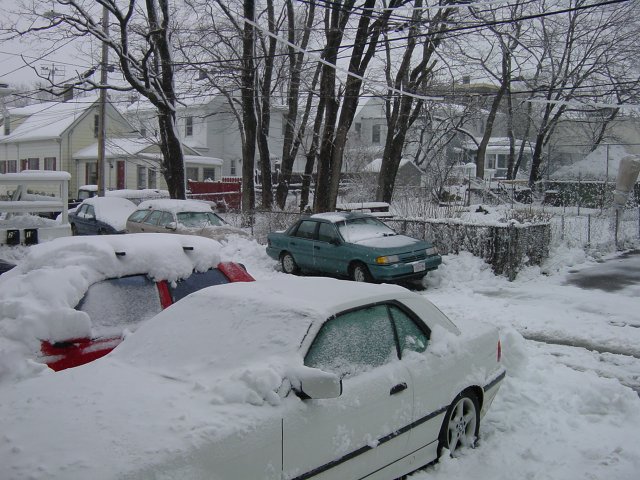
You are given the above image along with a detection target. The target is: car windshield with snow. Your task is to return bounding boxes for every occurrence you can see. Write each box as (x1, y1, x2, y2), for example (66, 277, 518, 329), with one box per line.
(126, 199, 249, 241)
(267, 212, 441, 283)
(0, 233, 253, 373)
(0, 276, 504, 480)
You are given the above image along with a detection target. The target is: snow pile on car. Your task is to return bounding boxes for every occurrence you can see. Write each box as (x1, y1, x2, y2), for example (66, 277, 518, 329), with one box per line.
(0, 234, 223, 385)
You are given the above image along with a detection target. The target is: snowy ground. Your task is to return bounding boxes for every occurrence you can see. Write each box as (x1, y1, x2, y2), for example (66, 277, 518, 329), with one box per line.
(1, 235, 639, 479)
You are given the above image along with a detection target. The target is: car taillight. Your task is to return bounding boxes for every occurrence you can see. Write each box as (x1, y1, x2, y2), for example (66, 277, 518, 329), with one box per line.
(497, 339, 502, 362)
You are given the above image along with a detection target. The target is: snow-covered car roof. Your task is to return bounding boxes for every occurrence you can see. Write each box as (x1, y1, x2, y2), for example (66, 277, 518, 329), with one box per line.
(311, 211, 373, 223)
(113, 276, 416, 375)
(0, 233, 223, 383)
(136, 198, 213, 213)
(77, 196, 137, 231)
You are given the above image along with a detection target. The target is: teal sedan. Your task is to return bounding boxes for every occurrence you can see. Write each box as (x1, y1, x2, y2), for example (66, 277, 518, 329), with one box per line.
(266, 212, 442, 283)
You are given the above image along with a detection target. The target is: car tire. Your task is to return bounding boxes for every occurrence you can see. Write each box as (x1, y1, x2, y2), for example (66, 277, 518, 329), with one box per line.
(350, 262, 372, 283)
(71, 224, 78, 236)
(281, 252, 299, 275)
(437, 391, 480, 458)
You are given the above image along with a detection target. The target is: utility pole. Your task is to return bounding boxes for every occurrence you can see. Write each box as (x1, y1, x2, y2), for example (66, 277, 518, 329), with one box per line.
(97, 5, 109, 197)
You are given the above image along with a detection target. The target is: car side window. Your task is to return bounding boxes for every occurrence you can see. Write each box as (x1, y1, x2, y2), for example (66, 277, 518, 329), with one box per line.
(128, 210, 149, 223)
(305, 305, 397, 378)
(85, 205, 96, 219)
(389, 304, 429, 354)
(157, 211, 174, 227)
(170, 268, 229, 302)
(317, 222, 339, 243)
(294, 220, 317, 240)
(143, 210, 163, 225)
(76, 205, 88, 218)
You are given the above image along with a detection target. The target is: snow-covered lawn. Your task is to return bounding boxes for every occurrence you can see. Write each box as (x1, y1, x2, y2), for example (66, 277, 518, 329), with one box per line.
(1, 235, 639, 479)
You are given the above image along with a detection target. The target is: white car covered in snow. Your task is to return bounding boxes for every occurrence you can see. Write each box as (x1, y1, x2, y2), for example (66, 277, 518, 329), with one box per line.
(0, 276, 504, 480)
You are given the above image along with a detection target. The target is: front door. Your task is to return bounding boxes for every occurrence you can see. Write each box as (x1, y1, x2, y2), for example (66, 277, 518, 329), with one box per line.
(283, 304, 413, 479)
(117, 161, 125, 189)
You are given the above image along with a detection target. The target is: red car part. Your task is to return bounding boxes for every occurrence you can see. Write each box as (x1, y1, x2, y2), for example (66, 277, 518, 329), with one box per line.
(40, 263, 255, 371)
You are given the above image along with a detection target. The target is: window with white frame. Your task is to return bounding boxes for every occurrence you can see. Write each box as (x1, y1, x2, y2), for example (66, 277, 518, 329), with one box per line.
(148, 168, 157, 189)
(186, 167, 199, 181)
(137, 165, 147, 189)
(86, 162, 98, 185)
(0, 161, 5, 174)
(185, 116, 193, 137)
(230, 159, 237, 176)
(44, 157, 56, 170)
(203, 168, 216, 181)
(7, 160, 17, 173)
(372, 124, 381, 144)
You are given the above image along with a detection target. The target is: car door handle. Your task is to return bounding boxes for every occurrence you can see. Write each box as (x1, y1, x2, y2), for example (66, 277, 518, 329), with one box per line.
(390, 382, 408, 396)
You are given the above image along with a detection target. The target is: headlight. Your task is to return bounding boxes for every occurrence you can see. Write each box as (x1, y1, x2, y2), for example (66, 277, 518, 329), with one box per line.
(376, 255, 400, 264)
(426, 247, 438, 256)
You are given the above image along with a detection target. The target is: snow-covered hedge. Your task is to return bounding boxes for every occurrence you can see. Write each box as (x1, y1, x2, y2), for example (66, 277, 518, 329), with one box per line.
(386, 218, 551, 281)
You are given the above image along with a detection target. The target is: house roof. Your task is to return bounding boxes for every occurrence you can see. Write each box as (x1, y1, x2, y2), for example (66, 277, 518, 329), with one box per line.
(550, 144, 632, 180)
(74, 138, 223, 166)
(0, 95, 100, 143)
(461, 137, 533, 153)
(74, 137, 157, 159)
(363, 157, 420, 173)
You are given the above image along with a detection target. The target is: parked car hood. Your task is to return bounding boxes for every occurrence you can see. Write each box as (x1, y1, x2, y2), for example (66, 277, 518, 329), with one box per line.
(180, 224, 250, 241)
(350, 233, 427, 250)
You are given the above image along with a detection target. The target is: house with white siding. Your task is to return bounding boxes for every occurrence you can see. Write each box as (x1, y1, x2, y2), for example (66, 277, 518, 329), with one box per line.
(0, 94, 223, 197)
(0, 94, 136, 196)
(121, 94, 292, 180)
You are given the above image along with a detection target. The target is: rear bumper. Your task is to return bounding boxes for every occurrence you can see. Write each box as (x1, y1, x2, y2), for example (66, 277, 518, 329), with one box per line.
(368, 254, 442, 282)
(265, 246, 280, 261)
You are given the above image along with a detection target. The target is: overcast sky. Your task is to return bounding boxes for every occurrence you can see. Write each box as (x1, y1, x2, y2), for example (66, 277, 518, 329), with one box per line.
(0, 0, 97, 89)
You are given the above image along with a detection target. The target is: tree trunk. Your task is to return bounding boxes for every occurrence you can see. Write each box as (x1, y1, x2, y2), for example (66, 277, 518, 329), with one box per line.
(241, 0, 257, 211)
(276, 0, 316, 209)
(157, 107, 185, 198)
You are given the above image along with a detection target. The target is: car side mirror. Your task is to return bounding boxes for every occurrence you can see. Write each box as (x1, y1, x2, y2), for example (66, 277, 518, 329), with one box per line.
(165, 222, 177, 231)
(294, 367, 342, 400)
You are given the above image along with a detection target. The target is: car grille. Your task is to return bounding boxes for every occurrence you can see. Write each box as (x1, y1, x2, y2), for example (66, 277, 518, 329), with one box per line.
(400, 251, 426, 262)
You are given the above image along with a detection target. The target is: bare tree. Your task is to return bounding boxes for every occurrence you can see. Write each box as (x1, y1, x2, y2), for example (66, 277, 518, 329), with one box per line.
(375, 1, 457, 204)
(313, 0, 402, 213)
(275, 0, 319, 210)
(521, 0, 637, 186)
(11, 0, 189, 198)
